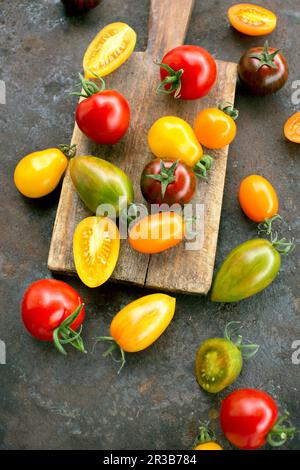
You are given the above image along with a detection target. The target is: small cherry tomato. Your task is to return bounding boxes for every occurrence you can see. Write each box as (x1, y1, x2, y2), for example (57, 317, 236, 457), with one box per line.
(83, 22, 136, 78)
(96, 294, 176, 372)
(128, 211, 185, 254)
(14, 145, 74, 198)
(73, 74, 130, 145)
(157, 45, 217, 100)
(221, 389, 295, 449)
(228, 4, 277, 36)
(73, 216, 120, 288)
(194, 104, 238, 149)
(239, 175, 278, 222)
(22, 279, 85, 354)
(140, 159, 196, 206)
(284, 112, 300, 143)
(193, 424, 223, 451)
(238, 41, 288, 96)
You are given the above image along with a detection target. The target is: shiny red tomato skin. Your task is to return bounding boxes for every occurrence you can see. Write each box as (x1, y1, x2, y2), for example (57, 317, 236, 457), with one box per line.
(160, 45, 217, 100)
(220, 388, 278, 450)
(238, 48, 288, 96)
(22, 279, 85, 341)
(75, 90, 130, 144)
(140, 159, 196, 206)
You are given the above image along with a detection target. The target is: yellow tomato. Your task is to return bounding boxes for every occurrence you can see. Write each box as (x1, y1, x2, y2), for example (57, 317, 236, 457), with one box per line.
(83, 22, 136, 78)
(148, 116, 203, 167)
(14, 148, 68, 198)
(228, 4, 277, 36)
(194, 442, 223, 450)
(73, 216, 120, 288)
(284, 112, 300, 143)
(110, 294, 176, 352)
(194, 108, 237, 149)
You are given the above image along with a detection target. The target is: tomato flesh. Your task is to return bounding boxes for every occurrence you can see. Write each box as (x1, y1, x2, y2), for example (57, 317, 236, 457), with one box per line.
(284, 112, 300, 143)
(73, 216, 120, 288)
(228, 4, 277, 36)
(195, 338, 242, 393)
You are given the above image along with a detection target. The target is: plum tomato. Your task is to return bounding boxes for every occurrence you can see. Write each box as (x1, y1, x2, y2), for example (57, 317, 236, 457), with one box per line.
(239, 175, 278, 223)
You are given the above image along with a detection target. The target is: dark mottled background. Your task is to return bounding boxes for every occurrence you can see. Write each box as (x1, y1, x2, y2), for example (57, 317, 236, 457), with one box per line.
(0, 0, 299, 450)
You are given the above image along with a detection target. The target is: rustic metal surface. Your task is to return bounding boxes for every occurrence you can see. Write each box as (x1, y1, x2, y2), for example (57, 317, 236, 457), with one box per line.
(0, 0, 299, 450)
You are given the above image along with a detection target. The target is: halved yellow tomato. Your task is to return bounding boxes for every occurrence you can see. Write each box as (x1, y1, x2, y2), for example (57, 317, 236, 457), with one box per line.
(228, 4, 277, 36)
(83, 22, 136, 78)
(284, 112, 300, 143)
(73, 216, 120, 288)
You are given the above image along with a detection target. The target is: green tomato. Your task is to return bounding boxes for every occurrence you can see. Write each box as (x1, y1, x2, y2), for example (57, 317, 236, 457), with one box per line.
(70, 156, 134, 215)
(195, 338, 243, 394)
(211, 239, 281, 302)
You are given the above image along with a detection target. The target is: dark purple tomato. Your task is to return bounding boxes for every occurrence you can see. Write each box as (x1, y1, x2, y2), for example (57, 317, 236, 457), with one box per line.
(140, 159, 196, 206)
(238, 41, 288, 96)
(62, 0, 101, 13)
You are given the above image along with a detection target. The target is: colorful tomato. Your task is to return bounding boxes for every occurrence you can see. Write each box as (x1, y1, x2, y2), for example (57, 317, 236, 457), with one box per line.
(194, 104, 238, 149)
(14, 145, 75, 198)
(22, 279, 85, 354)
(221, 389, 295, 449)
(140, 159, 196, 206)
(148, 116, 203, 167)
(239, 175, 278, 223)
(96, 294, 176, 372)
(73, 216, 120, 288)
(83, 22, 136, 78)
(72, 74, 130, 144)
(238, 41, 288, 96)
(70, 156, 134, 215)
(157, 45, 217, 100)
(228, 4, 277, 36)
(128, 211, 185, 254)
(284, 112, 300, 143)
(193, 424, 223, 451)
(211, 239, 282, 302)
(62, 0, 101, 13)
(195, 322, 259, 394)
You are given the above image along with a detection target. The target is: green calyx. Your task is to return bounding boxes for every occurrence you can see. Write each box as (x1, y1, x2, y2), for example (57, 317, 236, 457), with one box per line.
(156, 62, 184, 99)
(70, 71, 105, 98)
(258, 215, 295, 255)
(249, 41, 280, 70)
(58, 143, 77, 158)
(94, 336, 126, 374)
(224, 321, 259, 359)
(218, 101, 239, 120)
(53, 303, 86, 355)
(194, 423, 216, 446)
(193, 155, 214, 179)
(267, 411, 296, 447)
(146, 160, 178, 198)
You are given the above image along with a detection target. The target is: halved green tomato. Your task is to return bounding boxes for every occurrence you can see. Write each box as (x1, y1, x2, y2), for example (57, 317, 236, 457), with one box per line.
(73, 216, 120, 288)
(195, 338, 242, 393)
(83, 22, 136, 78)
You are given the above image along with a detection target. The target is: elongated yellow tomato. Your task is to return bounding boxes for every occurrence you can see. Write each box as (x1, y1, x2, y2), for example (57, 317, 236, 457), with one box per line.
(14, 148, 68, 198)
(73, 216, 120, 288)
(194, 442, 223, 450)
(110, 294, 176, 352)
(83, 22, 136, 78)
(148, 116, 203, 167)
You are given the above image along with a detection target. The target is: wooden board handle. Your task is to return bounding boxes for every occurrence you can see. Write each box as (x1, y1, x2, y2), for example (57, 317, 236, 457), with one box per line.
(147, 0, 194, 57)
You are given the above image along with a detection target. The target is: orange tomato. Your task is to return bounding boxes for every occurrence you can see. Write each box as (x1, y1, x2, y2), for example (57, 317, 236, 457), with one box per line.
(128, 212, 185, 254)
(284, 112, 300, 143)
(239, 175, 278, 223)
(228, 4, 277, 36)
(194, 442, 223, 451)
(194, 108, 236, 149)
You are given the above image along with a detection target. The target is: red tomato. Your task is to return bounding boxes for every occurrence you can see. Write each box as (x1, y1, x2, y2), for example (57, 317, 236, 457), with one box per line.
(22, 279, 85, 354)
(158, 45, 217, 100)
(220, 389, 294, 450)
(73, 75, 130, 144)
(140, 159, 196, 206)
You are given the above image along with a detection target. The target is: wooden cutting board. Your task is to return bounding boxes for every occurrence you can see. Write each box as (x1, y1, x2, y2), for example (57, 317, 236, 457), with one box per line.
(48, 0, 237, 295)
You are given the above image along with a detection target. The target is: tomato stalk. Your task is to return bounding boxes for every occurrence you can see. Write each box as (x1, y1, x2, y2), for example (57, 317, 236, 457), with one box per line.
(193, 155, 214, 179)
(218, 101, 239, 120)
(94, 336, 126, 374)
(257, 215, 295, 254)
(156, 62, 184, 99)
(249, 41, 280, 70)
(70, 72, 105, 98)
(145, 160, 178, 198)
(267, 411, 296, 447)
(53, 303, 86, 355)
(224, 321, 259, 359)
(193, 423, 216, 447)
(58, 143, 77, 158)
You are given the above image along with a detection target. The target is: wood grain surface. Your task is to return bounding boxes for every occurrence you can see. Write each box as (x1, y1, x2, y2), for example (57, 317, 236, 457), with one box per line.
(48, 0, 237, 294)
